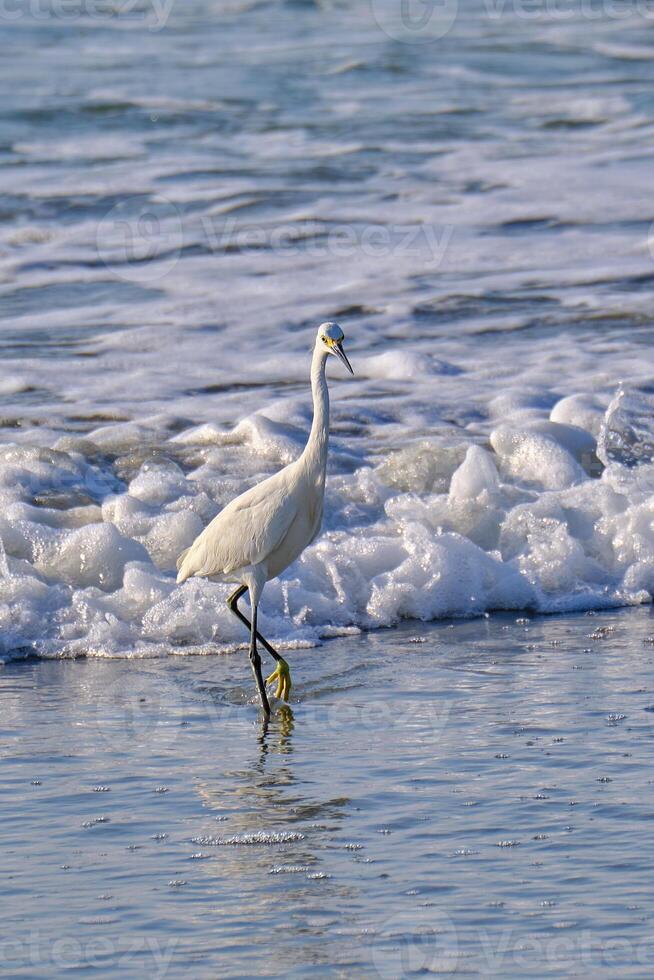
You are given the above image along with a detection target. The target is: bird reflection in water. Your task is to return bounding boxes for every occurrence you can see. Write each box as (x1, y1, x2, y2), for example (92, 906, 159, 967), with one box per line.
(194, 705, 301, 824)
(192, 704, 348, 892)
(258, 704, 295, 763)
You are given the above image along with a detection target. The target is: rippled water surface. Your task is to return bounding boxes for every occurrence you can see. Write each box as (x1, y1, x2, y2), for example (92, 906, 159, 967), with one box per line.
(4, 608, 654, 977)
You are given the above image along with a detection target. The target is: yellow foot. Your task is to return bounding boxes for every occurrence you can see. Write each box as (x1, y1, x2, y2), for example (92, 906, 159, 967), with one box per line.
(266, 658, 292, 702)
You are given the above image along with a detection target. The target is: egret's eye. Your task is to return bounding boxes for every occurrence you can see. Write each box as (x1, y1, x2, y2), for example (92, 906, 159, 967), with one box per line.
(321, 336, 327, 343)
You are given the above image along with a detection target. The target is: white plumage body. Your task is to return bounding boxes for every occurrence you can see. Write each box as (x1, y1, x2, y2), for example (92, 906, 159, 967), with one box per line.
(176, 323, 351, 606)
(175, 458, 324, 591)
(174, 321, 353, 713)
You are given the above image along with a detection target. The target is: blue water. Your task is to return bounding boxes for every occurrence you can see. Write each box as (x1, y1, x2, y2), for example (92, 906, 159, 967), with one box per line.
(1, 0, 653, 435)
(1, 0, 654, 654)
(3, 608, 654, 977)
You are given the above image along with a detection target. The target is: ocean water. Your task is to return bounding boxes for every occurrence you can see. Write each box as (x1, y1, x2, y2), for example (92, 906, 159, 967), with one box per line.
(3, 4, 654, 975)
(3, 608, 654, 977)
(1, 1, 654, 660)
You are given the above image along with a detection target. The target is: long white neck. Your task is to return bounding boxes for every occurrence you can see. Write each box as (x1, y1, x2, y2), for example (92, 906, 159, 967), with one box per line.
(299, 344, 330, 481)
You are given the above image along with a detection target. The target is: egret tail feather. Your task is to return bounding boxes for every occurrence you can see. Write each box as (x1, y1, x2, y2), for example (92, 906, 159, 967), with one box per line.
(176, 547, 194, 584)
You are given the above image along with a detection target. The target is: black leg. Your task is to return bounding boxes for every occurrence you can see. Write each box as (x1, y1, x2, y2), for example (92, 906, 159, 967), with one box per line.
(227, 586, 292, 704)
(249, 604, 270, 716)
(227, 585, 282, 664)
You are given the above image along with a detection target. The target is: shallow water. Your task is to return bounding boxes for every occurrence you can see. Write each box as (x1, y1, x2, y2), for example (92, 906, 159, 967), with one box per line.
(3, 607, 654, 977)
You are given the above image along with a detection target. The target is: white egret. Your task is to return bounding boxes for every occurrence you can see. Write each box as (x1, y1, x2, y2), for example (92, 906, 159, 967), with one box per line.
(176, 322, 354, 714)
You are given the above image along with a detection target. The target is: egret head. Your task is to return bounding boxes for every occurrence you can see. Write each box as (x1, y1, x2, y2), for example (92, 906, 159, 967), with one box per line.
(317, 321, 354, 375)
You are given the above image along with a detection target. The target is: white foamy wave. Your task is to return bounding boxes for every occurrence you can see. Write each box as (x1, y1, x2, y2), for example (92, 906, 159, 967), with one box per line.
(2, 0, 654, 663)
(2, 387, 654, 663)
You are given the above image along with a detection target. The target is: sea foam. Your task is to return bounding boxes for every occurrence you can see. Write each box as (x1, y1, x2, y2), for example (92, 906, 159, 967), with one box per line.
(0, 386, 653, 662)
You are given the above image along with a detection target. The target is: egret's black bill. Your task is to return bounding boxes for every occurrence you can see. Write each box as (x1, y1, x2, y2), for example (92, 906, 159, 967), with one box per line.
(335, 342, 354, 375)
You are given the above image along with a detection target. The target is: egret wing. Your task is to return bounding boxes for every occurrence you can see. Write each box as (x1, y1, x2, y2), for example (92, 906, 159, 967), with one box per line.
(176, 473, 298, 582)
(224, 481, 298, 572)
